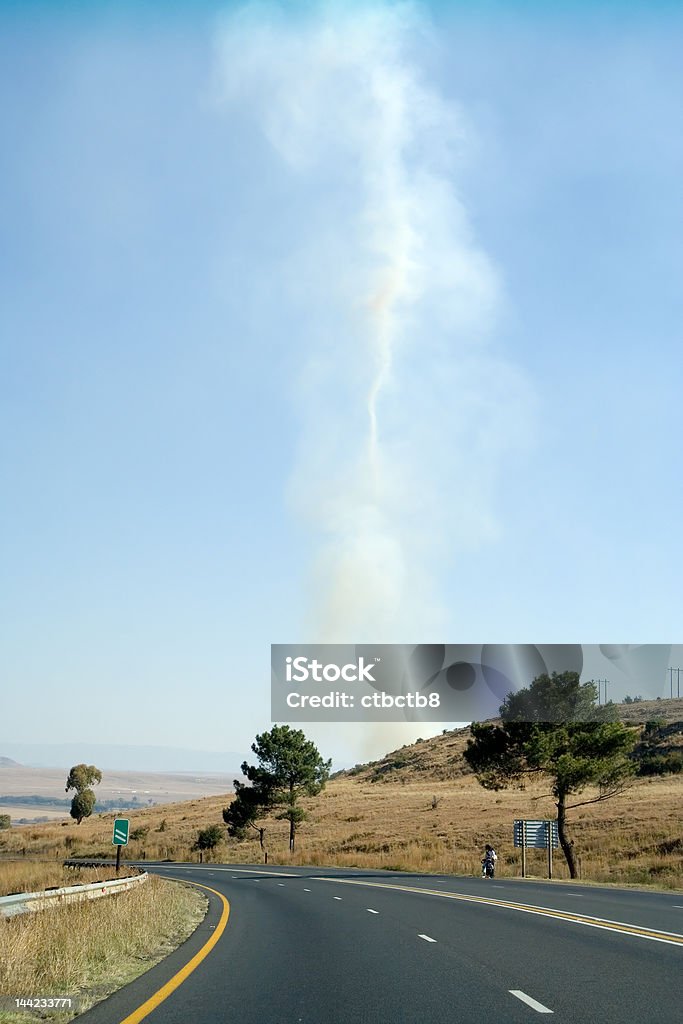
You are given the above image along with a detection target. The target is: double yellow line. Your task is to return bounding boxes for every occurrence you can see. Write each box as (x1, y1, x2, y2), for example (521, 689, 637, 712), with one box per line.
(318, 877, 683, 947)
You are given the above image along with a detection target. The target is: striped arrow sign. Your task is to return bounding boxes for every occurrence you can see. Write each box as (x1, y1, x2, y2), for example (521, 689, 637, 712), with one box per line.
(112, 818, 129, 846)
(513, 819, 559, 849)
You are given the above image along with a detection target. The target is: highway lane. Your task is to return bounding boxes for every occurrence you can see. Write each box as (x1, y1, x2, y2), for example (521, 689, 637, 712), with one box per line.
(77, 863, 683, 1024)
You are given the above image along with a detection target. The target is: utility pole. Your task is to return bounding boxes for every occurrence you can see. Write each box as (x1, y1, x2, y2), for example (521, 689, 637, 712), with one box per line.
(595, 679, 609, 705)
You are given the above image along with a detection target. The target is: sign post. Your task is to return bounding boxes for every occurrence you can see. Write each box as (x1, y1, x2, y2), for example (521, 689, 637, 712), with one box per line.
(112, 818, 129, 875)
(514, 819, 558, 879)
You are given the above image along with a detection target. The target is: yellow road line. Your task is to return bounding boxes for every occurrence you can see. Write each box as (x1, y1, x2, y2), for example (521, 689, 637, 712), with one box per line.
(119, 880, 230, 1024)
(317, 878, 683, 948)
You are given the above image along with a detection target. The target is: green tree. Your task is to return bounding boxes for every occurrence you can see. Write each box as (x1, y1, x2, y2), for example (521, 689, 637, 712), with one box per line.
(65, 763, 102, 824)
(463, 672, 637, 878)
(69, 790, 96, 825)
(65, 764, 102, 792)
(0, 814, 11, 830)
(223, 781, 273, 849)
(238, 726, 331, 851)
(193, 824, 224, 862)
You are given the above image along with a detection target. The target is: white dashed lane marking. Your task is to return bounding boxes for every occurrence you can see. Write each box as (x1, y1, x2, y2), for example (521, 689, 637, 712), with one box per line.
(510, 990, 554, 1014)
(418, 934, 437, 943)
(367, 909, 379, 914)
(333, 897, 342, 900)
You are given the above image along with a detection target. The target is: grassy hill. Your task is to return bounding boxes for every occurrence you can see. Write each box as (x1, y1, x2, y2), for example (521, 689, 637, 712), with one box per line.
(1, 698, 682, 889)
(340, 697, 683, 784)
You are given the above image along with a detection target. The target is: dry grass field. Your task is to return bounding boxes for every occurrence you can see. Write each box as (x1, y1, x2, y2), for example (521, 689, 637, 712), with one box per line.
(2, 702, 681, 890)
(0, 876, 206, 1022)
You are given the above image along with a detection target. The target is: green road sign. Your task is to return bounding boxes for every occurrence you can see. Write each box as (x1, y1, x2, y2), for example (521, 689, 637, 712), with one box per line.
(112, 818, 129, 846)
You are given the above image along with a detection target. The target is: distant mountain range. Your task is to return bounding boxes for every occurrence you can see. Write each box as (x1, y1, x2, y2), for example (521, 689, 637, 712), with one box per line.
(0, 742, 246, 773)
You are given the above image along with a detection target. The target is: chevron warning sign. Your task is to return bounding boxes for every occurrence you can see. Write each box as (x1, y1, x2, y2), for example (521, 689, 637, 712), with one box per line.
(112, 818, 129, 846)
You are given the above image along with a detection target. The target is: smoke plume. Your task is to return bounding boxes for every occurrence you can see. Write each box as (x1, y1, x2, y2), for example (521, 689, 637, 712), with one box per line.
(215, 2, 533, 752)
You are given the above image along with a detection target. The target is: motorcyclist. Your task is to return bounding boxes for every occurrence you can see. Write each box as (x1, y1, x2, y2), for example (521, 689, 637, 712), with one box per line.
(481, 843, 498, 878)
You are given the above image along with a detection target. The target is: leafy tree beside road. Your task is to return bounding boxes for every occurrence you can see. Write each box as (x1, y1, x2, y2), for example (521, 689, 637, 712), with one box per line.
(223, 780, 272, 849)
(225, 726, 331, 852)
(463, 672, 638, 878)
(65, 763, 102, 824)
(193, 824, 224, 862)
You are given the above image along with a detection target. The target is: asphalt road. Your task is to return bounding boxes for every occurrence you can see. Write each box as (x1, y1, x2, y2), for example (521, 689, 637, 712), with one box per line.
(76, 863, 683, 1024)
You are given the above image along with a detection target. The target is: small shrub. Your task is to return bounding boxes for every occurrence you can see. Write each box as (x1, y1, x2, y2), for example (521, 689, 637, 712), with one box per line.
(655, 837, 683, 856)
(193, 825, 224, 855)
(637, 753, 683, 776)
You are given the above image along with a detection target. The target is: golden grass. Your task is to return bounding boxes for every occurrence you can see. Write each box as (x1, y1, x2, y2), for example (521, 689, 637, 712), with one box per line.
(3, 773, 680, 889)
(1, 717, 681, 891)
(259, 774, 683, 888)
(0, 875, 206, 1023)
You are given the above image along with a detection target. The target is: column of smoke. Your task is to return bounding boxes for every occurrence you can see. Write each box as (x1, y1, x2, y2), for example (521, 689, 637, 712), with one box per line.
(215, 2, 533, 758)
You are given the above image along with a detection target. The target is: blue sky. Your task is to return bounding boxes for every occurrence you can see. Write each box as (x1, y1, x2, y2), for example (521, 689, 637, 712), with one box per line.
(1, 1, 682, 768)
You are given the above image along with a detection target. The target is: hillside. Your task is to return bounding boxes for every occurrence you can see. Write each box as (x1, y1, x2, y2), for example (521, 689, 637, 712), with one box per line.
(338, 696, 683, 784)
(339, 725, 474, 783)
(1, 697, 682, 889)
(609, 696, 683, 725)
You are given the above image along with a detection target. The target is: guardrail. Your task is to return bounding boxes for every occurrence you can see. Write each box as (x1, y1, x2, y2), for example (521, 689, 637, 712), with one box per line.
(64, 858, 121, 869)
(0, 871, 147, 918)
